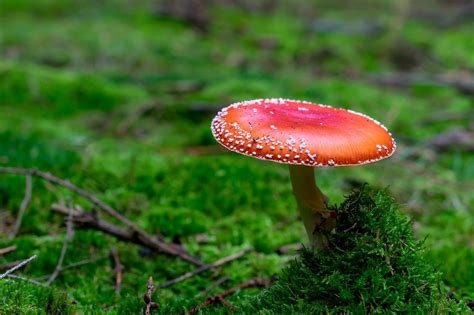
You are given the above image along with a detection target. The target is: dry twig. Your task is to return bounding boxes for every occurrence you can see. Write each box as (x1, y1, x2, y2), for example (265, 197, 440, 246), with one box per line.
(197, 275, 230, 297)
(0, 167, 139, 229)
(51, 204, 202, 265)
(159, 247, 252, 289)
(187, 277, 271, 314)
(34, 256, 107, 281)
(0, 255, 37, 280)
(10, 175, 32, 238)
(428, 128, 474, 152)
(367, 72, 474, 95)
(0, 245, 17, 255)
(0, 260, 22, 271)
(60, 256, 106, 272)
(144, 277, 159, 315)
(47, 203, 75, 285)
(110, 247, 124, 294)
(420, 111, 474, 125)
(0, 167, 202, 266)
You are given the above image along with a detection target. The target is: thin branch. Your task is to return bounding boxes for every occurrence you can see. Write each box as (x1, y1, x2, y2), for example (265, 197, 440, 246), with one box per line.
(47, 204, 75, 286)
(0, 255, 37, 279)
(34, 256, 107, 281)
(343, 223, 358, 233)
(0, 166, 203, 265)
(0, 167, 139, 230)
(9, 175, 32, 238)
(428, 127, 474, 152)
(110, 247, 124, 294)
(420, 110, 474, 125)
(51, 204, 202, 265)
(187, 277, 271, 315)
(0, 167, 188, 262)
(367, 72, 474, 96)
(197, 275, 229, 297)
(0, 260, 22, 271)
(60, 256, 106, 272)
(0, 245, 17, 255)
(159, 247, 252, 289)
(144, 277, 159, 315)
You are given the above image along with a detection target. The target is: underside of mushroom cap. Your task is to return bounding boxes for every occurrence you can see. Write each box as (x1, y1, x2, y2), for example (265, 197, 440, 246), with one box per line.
(211, 98, 396, 167)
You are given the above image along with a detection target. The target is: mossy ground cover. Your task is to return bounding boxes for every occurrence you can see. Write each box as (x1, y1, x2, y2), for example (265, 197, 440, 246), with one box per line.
(0, 0, 473, 313)
(246, 187, 469, 314)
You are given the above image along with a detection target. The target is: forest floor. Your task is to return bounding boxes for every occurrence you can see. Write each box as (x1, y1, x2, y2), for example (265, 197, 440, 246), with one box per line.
(0, 0, 473, 313)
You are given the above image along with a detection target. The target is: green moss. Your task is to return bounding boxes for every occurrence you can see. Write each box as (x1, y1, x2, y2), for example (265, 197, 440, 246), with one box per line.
(0, 1, 472, 312)
(0, 280, 70, 314)
(244, 187, 469, 314)
(0, 62, 148, 116)
(0, 130, 80, 170)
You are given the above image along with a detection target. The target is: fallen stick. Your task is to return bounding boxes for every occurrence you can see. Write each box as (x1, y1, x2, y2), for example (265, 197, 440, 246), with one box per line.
(0, 166, 202, 265)
(60, 256, 106, 272)
(367, 72, 474, 95)
(47, 204, 75, 285)
(34, 256, 107, 281)
(0, 167, 142, 232)
(51, 204, 202, 265)
(110, 247, 124, 294)
(0, 260, 22, 271)
(159, 247, 252, 289)
(10, 175, 32, 238)
(420, 111, 474, 125)
(186, 277, 271, 315)
(428, 127, 474, 152)
(0, 245, 17, 255)
(197, 275, 229, 297)
(0, 255, 37, 280)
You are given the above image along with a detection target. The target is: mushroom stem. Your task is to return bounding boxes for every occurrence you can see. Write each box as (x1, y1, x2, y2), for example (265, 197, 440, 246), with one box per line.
(289, 165, 335, 250)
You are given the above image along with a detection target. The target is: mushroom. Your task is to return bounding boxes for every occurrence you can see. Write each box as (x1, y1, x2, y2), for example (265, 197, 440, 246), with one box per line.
(211, 98, 396, 250)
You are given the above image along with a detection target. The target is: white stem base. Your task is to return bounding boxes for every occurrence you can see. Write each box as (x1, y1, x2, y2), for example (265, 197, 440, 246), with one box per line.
(289, 165, 335, 250)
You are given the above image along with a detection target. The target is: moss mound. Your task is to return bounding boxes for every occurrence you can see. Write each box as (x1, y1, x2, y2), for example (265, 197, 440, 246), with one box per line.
(244, 187, 468, 314)
(0, 280, 70, 314)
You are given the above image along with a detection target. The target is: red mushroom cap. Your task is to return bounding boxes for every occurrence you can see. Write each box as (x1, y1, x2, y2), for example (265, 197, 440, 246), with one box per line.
(211, 98, 396, 167)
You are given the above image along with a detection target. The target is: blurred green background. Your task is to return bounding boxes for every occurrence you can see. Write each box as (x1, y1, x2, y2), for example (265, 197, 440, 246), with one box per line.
(0, 0, 473, 313)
